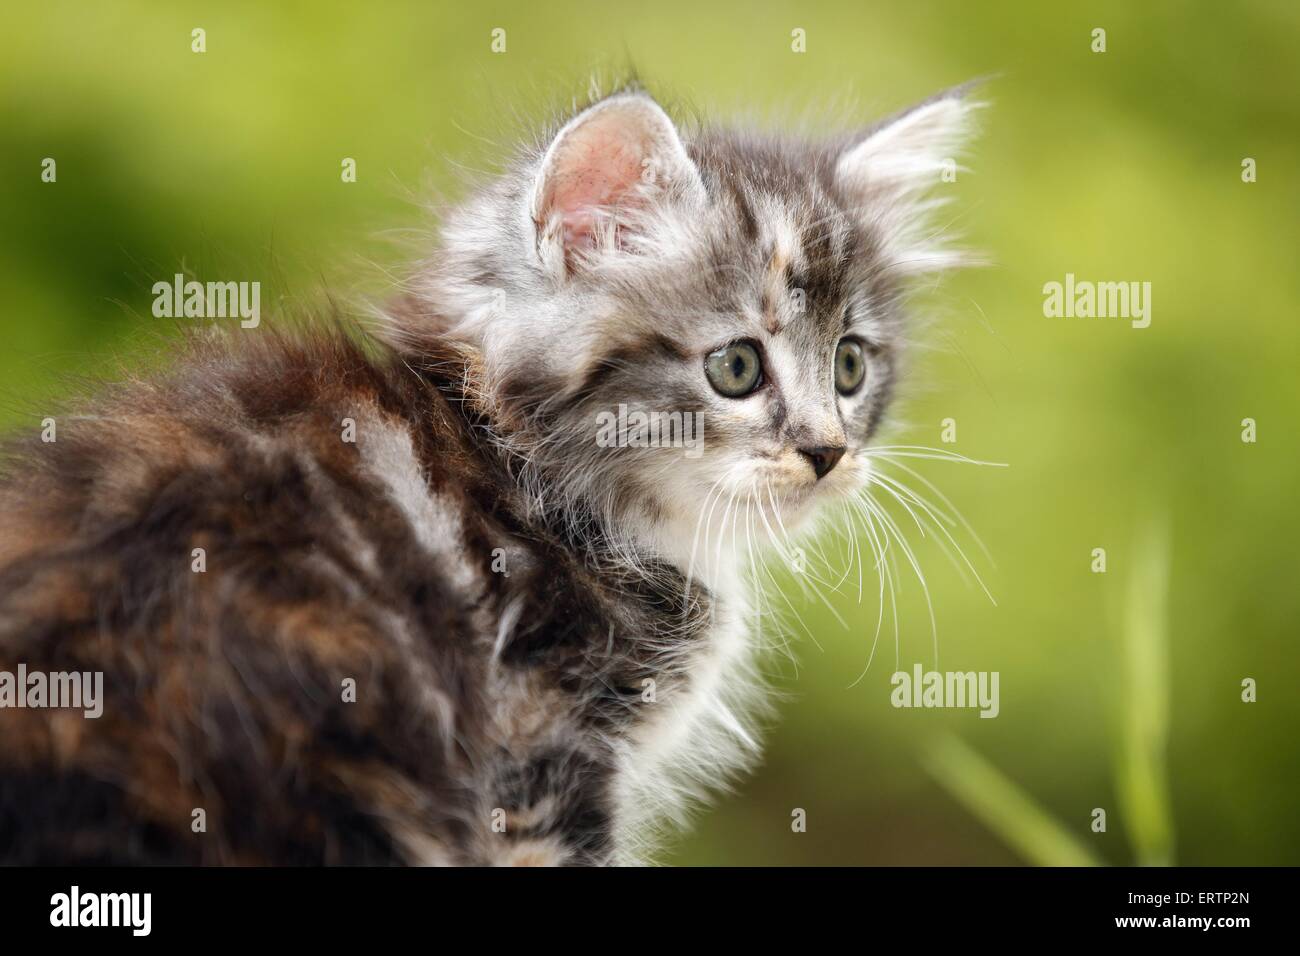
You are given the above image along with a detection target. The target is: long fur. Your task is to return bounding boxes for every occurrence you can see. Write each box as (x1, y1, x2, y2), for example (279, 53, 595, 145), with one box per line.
(0, 81, 980, 865)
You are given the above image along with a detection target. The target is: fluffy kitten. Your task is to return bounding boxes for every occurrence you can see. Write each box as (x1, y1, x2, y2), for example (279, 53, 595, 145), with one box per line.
(0, 83, 979, 865)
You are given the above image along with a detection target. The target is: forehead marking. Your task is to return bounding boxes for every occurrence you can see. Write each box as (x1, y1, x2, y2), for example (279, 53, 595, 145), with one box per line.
(764, 248, 789, 335)
(763, 211, 803, 336)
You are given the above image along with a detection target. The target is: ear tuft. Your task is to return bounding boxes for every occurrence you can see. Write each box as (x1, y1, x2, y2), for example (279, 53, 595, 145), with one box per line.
(835, 86, 984, 276)
(530, 93, 704, 273)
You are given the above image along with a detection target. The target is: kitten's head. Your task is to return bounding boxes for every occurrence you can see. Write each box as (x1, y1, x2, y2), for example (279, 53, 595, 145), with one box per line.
(406, 84, 980, 576)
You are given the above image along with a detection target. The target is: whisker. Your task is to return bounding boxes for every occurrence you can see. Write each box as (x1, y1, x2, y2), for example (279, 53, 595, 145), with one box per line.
(868, 470, 996, 607)
(870, 456, 996, 565)
(859, 489, 939, 670)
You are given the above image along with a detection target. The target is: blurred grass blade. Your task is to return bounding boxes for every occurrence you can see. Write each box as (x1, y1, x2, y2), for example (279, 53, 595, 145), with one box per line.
(1115, 521, 1175, 866)
(925, 735, 1104, 867)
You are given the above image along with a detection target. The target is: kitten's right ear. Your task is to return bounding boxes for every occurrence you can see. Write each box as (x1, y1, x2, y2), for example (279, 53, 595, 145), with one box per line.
(834, 84, 984, 276)
(529, 92, 705, 276)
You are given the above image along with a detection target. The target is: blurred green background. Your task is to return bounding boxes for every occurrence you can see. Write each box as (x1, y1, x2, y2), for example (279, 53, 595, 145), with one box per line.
(2, 1, 1297, 865)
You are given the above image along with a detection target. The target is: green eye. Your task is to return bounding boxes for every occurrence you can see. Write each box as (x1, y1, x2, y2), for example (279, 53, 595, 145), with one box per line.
(705, 341, 764, 397)
(834, 338, 867, 395)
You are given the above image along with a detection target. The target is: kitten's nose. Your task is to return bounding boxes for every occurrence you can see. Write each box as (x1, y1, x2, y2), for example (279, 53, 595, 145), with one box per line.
(799, 445, 846, 480)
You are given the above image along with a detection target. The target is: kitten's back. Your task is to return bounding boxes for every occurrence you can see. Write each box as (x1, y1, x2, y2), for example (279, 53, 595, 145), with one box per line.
(0, 329, 497, 863)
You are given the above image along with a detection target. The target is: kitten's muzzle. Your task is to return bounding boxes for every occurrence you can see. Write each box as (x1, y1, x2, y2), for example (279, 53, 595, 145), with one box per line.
(799, 445, 846, 480)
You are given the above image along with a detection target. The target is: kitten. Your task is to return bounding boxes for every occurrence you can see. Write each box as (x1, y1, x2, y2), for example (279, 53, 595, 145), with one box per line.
(0, 82, 979, 865)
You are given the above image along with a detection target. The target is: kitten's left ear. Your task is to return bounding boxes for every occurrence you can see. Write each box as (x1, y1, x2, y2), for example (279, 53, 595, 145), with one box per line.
(529, 92, 706, 275)
(834, 84, 983, 276)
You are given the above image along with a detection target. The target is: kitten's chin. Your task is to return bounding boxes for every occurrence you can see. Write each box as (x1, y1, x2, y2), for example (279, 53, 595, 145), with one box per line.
(772, 483, 845, 530)
(632, 453, 868, 585)
(770, 452, 866, 518)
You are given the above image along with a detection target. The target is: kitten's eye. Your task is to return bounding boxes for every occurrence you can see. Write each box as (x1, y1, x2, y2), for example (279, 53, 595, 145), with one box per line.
(834, 338, 867, 395)
(705, 341, 764, 398)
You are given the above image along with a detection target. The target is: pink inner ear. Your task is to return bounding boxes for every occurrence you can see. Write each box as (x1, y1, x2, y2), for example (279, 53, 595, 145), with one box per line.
(542, 123, 650, 252)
